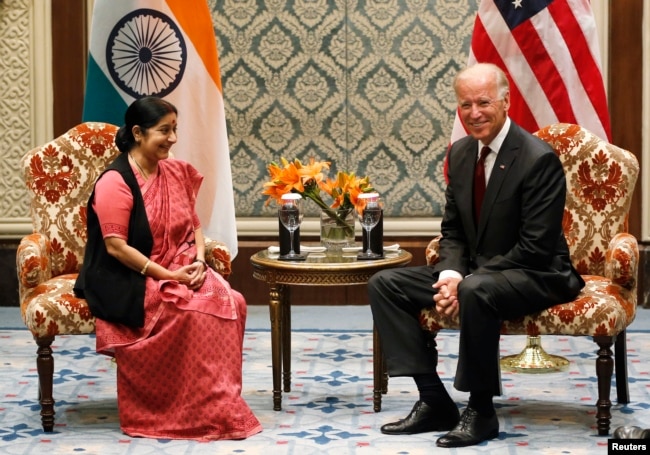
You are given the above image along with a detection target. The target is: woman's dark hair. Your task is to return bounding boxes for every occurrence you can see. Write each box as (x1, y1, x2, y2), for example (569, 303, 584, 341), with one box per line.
(115, 96, 178, 153)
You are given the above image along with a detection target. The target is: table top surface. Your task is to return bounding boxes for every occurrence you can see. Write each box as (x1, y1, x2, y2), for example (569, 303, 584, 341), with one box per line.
(250, 247, 412, 273)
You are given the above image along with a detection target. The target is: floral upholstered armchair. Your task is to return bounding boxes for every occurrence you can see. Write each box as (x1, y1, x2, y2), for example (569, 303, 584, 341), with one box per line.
(17, 122, 232, 432)
(376, 123, 639, 436)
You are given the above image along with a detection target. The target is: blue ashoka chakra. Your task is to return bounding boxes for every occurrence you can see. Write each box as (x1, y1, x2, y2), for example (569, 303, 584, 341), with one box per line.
(106, 9, 187, 98)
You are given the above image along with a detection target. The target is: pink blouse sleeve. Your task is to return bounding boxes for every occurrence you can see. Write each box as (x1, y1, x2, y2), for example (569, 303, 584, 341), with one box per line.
(92, 170, 134, 239)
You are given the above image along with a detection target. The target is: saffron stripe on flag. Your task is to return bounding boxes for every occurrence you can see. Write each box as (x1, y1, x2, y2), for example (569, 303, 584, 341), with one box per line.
(165, 0, 223, 92)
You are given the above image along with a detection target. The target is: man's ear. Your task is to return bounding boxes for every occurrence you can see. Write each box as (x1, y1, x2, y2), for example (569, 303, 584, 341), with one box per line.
(502, 91, 511, 111)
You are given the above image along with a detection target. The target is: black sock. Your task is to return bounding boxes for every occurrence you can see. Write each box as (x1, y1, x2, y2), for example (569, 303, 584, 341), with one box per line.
(468, 392, 495, 417)
(413, 374, 453, 408)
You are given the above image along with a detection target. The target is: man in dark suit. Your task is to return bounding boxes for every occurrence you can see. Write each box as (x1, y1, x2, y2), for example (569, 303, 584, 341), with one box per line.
(368, 63, 584, 448)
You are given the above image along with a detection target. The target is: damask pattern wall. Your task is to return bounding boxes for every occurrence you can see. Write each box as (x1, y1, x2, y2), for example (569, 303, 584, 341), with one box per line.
(0, 0, 477, 226)
(210, 0, 477, 218)
(0, 0, 31, 222)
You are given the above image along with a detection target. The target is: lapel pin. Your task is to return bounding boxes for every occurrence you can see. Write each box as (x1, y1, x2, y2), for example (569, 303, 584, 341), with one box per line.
(499, 164, 505, 170)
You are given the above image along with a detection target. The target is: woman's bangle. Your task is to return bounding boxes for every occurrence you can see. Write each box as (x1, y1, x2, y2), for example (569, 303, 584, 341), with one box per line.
(194, 259, 208, 270)
(140, 259, 151, 276)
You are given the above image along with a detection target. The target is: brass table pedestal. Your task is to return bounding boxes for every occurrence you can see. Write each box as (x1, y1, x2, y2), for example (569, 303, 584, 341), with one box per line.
(500, 335, 570, 373)
(250, 248, 412, 412)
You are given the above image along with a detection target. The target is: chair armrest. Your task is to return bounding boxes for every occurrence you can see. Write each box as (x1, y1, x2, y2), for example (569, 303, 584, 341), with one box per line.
(605, 232, 638, 291)
(425, 235, 442, 266)
(16, 233, 52, 289)
(204, 237, 232, 279)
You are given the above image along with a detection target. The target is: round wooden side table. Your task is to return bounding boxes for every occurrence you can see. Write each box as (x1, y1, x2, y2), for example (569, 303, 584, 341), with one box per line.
(250, 248, 412, 411)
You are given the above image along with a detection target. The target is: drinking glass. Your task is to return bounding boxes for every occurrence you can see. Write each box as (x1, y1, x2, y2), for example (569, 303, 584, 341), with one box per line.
(278, 194, 305, 261)
(357, 194, 383, 260)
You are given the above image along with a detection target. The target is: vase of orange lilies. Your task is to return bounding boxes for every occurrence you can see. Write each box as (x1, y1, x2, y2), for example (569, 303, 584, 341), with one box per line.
(263, 157, 374, 251)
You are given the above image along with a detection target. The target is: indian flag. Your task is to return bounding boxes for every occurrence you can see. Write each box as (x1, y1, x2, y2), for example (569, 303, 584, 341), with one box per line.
(83, 0, 238, 258)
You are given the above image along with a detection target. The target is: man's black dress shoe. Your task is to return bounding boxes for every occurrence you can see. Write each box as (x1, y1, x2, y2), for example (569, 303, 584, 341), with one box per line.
(380, 400, 460, 435)
(436, 406, 499, 448)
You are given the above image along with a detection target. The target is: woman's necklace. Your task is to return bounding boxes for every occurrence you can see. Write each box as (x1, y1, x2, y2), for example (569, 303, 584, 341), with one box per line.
(129, 153, 149, 180)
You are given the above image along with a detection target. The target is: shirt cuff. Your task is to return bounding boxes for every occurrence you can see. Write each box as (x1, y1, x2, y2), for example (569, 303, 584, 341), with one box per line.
(439, 270, 464, 281)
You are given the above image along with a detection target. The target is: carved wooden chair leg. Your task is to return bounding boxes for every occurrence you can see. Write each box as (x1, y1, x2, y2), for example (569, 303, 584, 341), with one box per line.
(614, 330, 630, 404)
(35, 336, 55, 432)
(594, 335, 615, 436)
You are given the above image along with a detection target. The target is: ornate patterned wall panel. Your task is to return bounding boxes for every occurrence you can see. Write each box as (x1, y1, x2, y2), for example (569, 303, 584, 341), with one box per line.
(0, 0, 32, 220)
(211, 0, 477, 218)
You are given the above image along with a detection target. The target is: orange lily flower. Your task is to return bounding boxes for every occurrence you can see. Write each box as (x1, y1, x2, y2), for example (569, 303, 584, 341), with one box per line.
(263, 156, 374, 216)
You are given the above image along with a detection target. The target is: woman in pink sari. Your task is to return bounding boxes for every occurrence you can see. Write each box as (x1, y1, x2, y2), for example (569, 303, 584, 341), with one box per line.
(74, 96, 262, 441)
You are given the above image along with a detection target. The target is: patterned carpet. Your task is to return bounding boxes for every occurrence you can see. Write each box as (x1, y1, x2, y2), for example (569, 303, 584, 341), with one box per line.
(1, 327, 649, 455)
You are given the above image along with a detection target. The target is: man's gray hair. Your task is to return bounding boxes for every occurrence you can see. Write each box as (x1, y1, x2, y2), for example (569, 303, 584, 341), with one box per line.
(454, 63, 510, 99)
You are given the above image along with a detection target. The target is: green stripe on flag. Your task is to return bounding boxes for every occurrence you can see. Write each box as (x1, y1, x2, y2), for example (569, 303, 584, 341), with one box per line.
(82, 55, 128, 125)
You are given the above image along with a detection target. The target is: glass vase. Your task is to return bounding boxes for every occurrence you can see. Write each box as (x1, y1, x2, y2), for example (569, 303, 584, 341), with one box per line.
(319, 208, 356, 252)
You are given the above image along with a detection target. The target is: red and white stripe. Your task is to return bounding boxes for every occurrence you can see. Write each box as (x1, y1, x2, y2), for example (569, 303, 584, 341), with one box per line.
(449, 0, 610, 156)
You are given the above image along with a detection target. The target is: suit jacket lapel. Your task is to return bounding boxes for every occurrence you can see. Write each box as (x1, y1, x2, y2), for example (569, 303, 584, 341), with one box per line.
(476, 124, 521, 239)
(456, 142, 479, 239)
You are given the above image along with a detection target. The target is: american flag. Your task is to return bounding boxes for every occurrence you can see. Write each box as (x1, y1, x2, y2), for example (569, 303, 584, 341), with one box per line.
(448, 0, 611, 157)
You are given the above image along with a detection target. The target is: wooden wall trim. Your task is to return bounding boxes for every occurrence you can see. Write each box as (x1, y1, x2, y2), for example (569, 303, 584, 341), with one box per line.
(51, 0, 87, 136)
(608, 0, 643, 240)
(609, 0, 646, 307)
